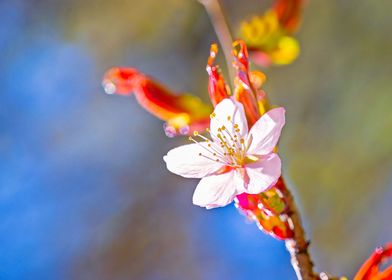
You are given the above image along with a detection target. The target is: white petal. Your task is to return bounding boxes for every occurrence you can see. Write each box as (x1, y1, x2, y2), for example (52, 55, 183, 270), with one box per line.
(210, 98, 248, 144)
(247, 107, 285, 155)
(192, 171, 243, 209)
(245, 153, 281, 194)
(163, 143, 224, 178)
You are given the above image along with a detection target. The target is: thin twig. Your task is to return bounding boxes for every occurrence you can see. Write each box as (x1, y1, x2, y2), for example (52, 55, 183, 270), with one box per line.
(281, 179, 318, 280)
(198, 0, 235, 85)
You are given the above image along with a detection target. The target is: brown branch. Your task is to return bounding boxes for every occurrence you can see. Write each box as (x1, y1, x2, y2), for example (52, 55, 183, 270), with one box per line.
(281, 179, 319, 280)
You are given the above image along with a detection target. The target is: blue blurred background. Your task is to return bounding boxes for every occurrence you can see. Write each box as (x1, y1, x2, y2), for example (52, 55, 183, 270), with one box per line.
(0, 0, 391, 279)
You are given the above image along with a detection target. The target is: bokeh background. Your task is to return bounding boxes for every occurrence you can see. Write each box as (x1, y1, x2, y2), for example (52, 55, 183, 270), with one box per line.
(1, 0, 391, 279)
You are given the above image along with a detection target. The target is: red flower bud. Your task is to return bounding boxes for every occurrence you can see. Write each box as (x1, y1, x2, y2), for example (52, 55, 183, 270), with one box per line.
(102, 67, 212, 137)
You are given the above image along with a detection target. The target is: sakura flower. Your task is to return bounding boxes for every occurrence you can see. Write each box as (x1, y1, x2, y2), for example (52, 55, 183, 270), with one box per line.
(163, 98, 285, 209)
(239, 0, 303, 67)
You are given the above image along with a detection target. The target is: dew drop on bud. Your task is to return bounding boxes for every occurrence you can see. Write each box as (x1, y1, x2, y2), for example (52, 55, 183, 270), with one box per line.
(103, 81, 116, 95)
(102, 67, 139, 95)
(163, 123, 177, 138)
(179, 125, 190, 136)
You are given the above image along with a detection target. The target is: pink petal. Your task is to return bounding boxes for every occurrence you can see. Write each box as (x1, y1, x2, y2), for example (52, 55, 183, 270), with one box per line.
(163, 143, 224, 178)
(247, 107, 285, 155)
(192, 170, 243, 209)
(210, 98, 248, 142)
(245, 153, 281, 194)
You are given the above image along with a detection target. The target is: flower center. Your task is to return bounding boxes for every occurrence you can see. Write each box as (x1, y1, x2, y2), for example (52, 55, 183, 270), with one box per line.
(189, 114, 247, 167)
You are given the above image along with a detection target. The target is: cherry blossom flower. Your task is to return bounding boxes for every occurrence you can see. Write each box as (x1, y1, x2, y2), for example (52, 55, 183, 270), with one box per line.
(239, 0, 303, 67)
(163, 98, 285, 209)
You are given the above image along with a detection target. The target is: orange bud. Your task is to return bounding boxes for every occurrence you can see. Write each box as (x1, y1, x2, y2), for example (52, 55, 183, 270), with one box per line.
(206, 44, 230, 106)
(235, 177, 294, 240)
(232, 40, 261, 127)
(354, 243, 392, 280)
(102, 67, 212, 137)
(274, 0, 303, 34)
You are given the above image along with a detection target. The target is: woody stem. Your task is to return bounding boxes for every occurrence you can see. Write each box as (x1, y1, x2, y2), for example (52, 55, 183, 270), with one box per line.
(281, 180, 319, 280)
(198, 0, 235, 85)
